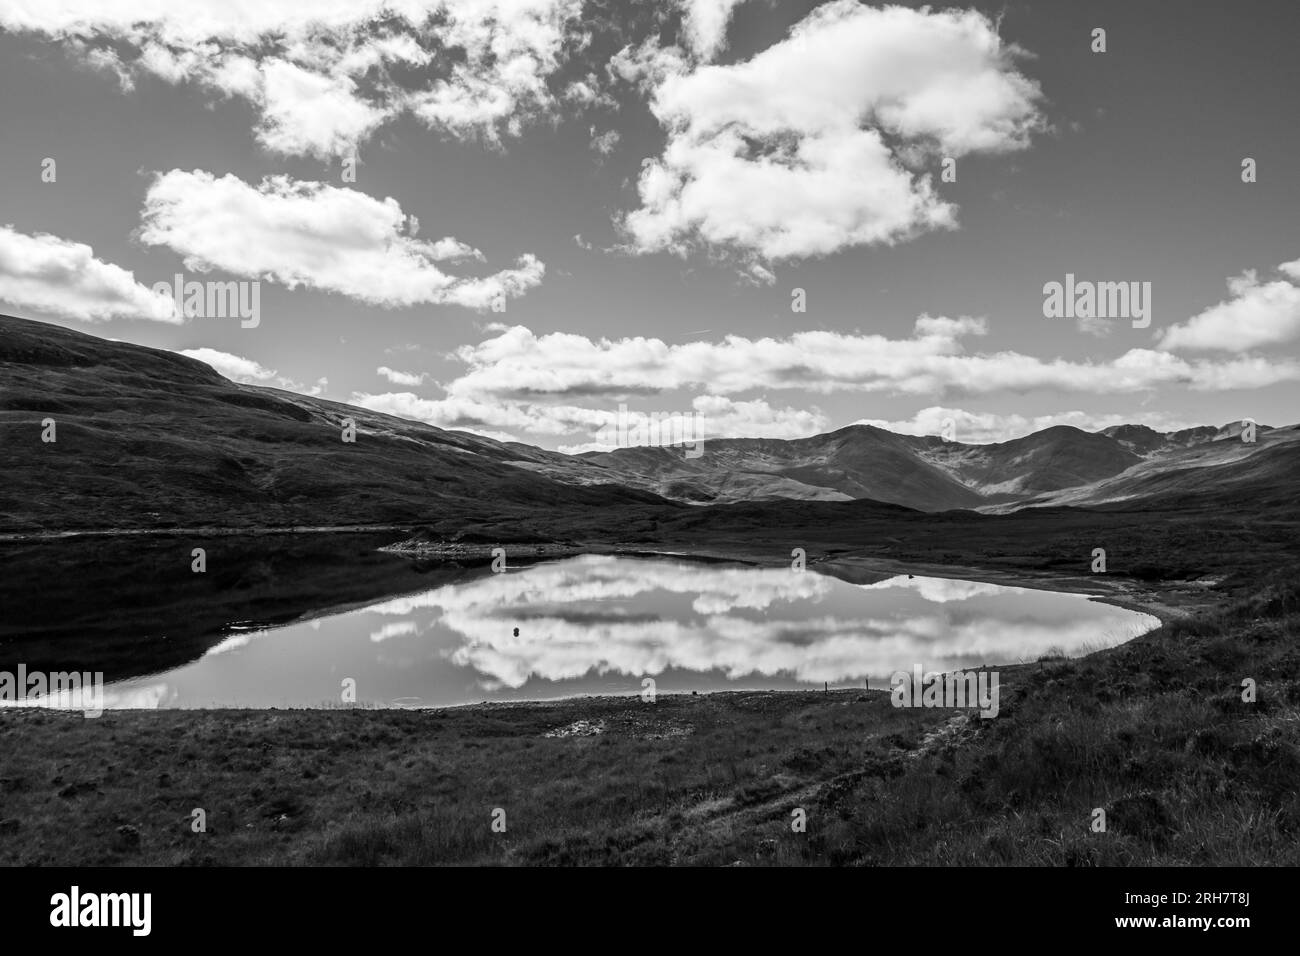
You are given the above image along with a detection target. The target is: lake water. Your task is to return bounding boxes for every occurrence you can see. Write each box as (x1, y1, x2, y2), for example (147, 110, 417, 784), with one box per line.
(91, 554, 1159, 709)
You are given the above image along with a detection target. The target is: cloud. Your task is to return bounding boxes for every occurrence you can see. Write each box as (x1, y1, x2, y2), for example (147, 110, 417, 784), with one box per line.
(180, 347, 276, 382)
(140, 170, 544, 309)
(681, 0, 747, 59)
(854, 406, 1203, 444)
(429, 318, 1300, 403)
(347, 308, 1298, 448)
(0, 224, 176, 322)
(180, 346, 326, 395)
(428, 237, 485, 262)
(351, 391, 586, 439)
(257, 59, 392, 158)
(620, 1, 1045, 262)
(589, 128, 620, 156)
(1157, 260, 1300, 352)
(351, 387, 827, 450)
(0, 1, 584, 158)
(348, 310, 1300, 445)
(376, 366, 428, 387)
(565, 74, 617, 109)
(563, 395, 828, 452)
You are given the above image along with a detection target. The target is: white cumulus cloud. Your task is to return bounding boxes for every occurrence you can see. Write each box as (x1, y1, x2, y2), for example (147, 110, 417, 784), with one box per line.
(1157, 260, 1300, 352)
(430, 319, 1299, 402)
(0, 224, 177, 322)
(376, 366, 428, 387)
(681, 0, 747, 59)
(179, 346, 327, 395)
(620, 1, 1045, 263)
(140, 170, 544, 309)
(0, 1, 584, 158)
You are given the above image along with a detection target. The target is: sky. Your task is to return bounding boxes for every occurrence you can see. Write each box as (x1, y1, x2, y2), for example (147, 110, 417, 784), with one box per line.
(1, 0, 1298, 451)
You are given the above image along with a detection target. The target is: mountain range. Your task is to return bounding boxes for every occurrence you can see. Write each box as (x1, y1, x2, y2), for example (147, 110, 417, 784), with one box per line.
(1, 313, 1295, 533)
(521, 419, 1297, 513)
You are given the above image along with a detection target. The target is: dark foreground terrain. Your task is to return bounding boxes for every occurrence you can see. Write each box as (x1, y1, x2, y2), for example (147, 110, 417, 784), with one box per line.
(1, 566, 1296, 866)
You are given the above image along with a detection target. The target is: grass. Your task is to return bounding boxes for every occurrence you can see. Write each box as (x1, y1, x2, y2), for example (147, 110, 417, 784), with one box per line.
(1, 572, 1296, 866)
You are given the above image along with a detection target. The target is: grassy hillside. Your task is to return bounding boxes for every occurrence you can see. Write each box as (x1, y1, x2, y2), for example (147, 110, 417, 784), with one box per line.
(0, 314, 664, 533)
(580, 425, 992, 509)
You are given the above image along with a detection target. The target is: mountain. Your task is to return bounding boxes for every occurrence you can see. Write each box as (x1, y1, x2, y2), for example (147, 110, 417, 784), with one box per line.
(2, 314, 1293, 530)
(567, 420, 1292, 512)
(909, 425, 1144, 497)
(0, 314, 665, 534)
(1098, 422, 1269, 457)
(990, 424, 1300, 512)
(568, 426, 989, 511)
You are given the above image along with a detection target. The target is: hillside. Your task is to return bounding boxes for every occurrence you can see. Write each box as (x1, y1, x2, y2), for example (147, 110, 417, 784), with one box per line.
(571, 426, 988, 510)
(0, 314, 666, 534)
(999, 428, 1300, 512)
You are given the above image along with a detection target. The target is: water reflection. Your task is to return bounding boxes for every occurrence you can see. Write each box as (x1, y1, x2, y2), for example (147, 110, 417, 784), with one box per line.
(100, 555, 1158, 708)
